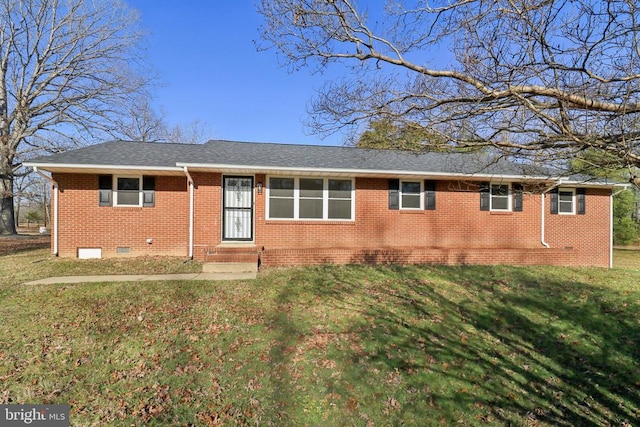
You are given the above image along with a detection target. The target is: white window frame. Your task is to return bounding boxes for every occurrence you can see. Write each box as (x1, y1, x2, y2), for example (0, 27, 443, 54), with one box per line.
(490, 182, 511, 212)
(400, 180, 424, 210)
(266, 176, 355, 221)
(113, 175, 143, 207)
(558, 187, 575, 215)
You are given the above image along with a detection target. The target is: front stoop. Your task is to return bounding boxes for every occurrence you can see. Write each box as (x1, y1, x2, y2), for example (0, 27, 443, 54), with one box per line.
(203, 245, 259, 273)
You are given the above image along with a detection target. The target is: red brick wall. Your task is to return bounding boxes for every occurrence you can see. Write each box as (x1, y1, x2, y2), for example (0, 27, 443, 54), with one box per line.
(260, 247, 577, 267)
(256, 179, 542, 249)
(53, 173, 189, 257)
(192, 172, 222, 259)
(544, 188, 611, 267)
(53, 172, 612, 267)
(252, 177, 610, 267)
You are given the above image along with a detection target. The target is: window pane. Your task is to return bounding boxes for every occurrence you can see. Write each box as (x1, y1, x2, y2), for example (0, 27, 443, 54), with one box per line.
(559, 191, 573, 213)
(490, 184, 509, 210)
(269, 198, 294, 218)
(300, 199, 323, 218)
(559, 191, 573, 202)
(492, 197, 509, 210)
(117, 191, 139, 205)
(402, 194, 421, 209)
(329, 199, 351, 219)
(118, 177, 139, 191)
(491, 184, 508, 196)
(559, 202, 573, 213)
(300, 178, 323, 198)
(329, 179, 352, 198)
(270, 178, 294, 197)
(402, 181, 421, 194)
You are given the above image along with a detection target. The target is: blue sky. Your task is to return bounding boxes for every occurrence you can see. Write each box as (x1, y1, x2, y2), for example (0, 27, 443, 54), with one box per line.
(127, 1, 343, 145)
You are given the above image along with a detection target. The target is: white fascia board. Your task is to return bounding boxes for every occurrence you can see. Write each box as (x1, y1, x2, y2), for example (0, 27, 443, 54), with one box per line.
(556, 179, 629, 189)
(174, 162, 557, 181)
(23, 162, 184, 173)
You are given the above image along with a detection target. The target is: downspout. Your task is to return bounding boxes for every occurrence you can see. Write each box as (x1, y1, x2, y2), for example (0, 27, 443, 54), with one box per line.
(33, 167, 58, 256)
(183, 167, 194, 259)
(610, 186, 628, 268)
(540, 180, 563, 249)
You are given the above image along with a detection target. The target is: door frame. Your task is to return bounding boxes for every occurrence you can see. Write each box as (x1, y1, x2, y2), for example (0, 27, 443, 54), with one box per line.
(222, 175, 254, 242)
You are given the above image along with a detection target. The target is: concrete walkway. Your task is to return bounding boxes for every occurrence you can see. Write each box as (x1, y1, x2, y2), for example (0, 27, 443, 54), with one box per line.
(24, 272, 257, 285)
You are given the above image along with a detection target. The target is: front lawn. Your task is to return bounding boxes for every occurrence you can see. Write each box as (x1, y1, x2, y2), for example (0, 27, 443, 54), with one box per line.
(1, 249, 638, 425)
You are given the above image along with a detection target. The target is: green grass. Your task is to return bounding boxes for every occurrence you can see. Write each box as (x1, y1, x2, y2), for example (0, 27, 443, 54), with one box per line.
(1, 249, 639, 426)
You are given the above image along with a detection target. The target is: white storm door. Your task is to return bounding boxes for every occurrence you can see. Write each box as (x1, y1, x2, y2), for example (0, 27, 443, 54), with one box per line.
(223, 176, 254, 241)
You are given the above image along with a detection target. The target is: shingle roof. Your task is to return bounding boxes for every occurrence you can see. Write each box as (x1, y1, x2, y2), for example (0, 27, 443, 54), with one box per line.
(28, 140, 199, 168)
(25, 139, 620, 185)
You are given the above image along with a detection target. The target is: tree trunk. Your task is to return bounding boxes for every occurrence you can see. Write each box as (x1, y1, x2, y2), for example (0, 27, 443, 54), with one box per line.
(0, 173, 17, 235)
(14, 196, 21, 229)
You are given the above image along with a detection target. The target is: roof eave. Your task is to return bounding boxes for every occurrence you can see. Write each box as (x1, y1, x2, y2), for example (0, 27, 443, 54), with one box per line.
(176, 162, 561, 182)
(24, 161, 625, 188)
(24, 162, 186, 176)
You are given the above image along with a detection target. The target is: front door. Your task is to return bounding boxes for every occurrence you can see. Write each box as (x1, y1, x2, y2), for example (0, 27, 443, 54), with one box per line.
(222, 176, 253, 241)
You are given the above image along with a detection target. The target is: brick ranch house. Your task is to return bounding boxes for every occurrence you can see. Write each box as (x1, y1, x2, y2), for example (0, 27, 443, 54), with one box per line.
(25, 140, 626, 268)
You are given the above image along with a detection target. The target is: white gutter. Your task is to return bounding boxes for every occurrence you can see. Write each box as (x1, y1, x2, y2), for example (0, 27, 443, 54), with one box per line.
(33, 167, 58, 256)
(175, 162, 563, 183)
(23, 162, 184, 174)
(540, 180, 564, 249)
(25, 161, 620, 188)
(183, 167, 194, 259)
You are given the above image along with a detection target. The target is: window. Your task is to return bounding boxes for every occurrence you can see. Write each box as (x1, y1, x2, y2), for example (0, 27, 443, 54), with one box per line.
(480, 182, 520, 212)
(300, 178, 324, 219)
(268, 177, 294, 218)
(389, 179, 436, 210)
(558, 188, 575, 214)
(550, 188, 585, 215)
(267, 177, 354, 220)
(103, 175, 156, 207)
(328, 179, 353, 219)
(491, 184, 510, 211)
(115, 177, 141, 206)
(401, 181, 423, 209)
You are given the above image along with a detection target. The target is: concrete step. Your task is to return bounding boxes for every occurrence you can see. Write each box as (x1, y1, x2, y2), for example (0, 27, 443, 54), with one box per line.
(205, 253, 259, 263)
(202, 262, 258, 274)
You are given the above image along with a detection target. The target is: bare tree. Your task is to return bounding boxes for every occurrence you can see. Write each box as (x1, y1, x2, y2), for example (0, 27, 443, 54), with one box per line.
(0, 0, 150, 234)
(13, 167, 34, 227)
(115, 96, 169, 143)
(258, 0, 640, 181)
(167, 119, 211, 144)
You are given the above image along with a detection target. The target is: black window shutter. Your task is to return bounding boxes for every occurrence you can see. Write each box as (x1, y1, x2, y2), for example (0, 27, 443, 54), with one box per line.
(577, 188, 586, 215)
(550, 188, 559, 214)
(424, 180, 436, 210)
(143, 176, 155, 207)
(388, 179, 399, 210)
(479, 182, 490, 211)
(513, 183, 523, 212)
(98, 175, 112, 206)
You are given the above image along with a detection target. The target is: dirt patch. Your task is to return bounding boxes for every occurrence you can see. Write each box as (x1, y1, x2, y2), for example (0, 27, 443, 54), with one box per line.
(0, 234, 50, 256)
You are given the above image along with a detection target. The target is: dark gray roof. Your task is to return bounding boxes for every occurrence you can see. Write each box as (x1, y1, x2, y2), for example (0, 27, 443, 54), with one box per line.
(25, 139, 620, 185)
(28, 140, 200, 168)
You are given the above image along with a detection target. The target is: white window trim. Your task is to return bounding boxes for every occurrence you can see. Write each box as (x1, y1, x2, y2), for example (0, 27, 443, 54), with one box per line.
(266, 176, 355, 221)
(400, 180, 424, 210)
(113, 175, 143, 207)
(490, 182, 512, 212)
(558, 187, 576, 215)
